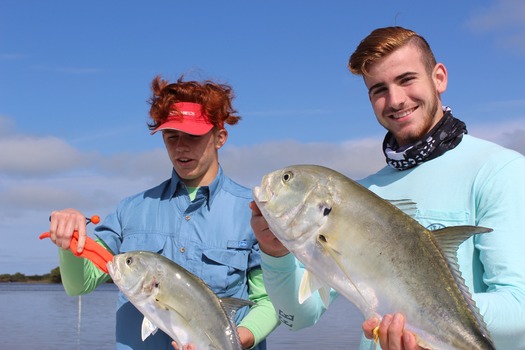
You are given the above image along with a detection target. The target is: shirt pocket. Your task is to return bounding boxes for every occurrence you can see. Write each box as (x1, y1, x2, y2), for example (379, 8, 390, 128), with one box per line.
(415, 209, 470, 231)
(201, 248, 249, 296)
(119, 232, 167, 254)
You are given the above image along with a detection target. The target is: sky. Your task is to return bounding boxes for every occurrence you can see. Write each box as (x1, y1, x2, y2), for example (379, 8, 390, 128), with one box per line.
(1, 0, 524, 275)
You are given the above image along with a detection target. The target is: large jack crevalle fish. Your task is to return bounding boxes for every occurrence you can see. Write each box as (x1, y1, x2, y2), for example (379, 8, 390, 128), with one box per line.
(107, 251, 253, 350)
(253, 164, 495, 350)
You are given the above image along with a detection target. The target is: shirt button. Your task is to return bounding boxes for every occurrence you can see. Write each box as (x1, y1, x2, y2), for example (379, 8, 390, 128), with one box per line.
(185, 215, 191, 221)
(180, 247, 186, 253)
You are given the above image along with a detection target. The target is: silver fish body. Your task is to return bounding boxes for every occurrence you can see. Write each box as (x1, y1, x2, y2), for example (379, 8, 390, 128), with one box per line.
(107, 251, 251, 350)
(253, 164, 495, 350)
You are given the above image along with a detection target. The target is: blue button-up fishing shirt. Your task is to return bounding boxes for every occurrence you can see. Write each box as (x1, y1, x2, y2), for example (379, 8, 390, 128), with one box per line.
(95, 166, 263, 350)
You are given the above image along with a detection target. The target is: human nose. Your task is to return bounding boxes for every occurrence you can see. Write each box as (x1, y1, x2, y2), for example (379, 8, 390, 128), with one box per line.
(387, 85, 406, 109)
(174, 135, 190, 152)
(175, 137, 187, 152)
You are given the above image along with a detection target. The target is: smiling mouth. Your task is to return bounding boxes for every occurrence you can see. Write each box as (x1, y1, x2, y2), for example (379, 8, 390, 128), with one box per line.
(389, 106, 417, 120)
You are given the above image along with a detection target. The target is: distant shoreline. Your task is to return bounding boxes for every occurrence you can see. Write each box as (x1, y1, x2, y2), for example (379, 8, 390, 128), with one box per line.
(0, 280, 57, 284)
(0, 268, 60, 283)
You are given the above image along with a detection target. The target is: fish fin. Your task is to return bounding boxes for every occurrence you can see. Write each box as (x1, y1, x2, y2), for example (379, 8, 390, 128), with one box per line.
(318, 237, 375, 313)
(219, 297, 252, 349)
(432, 225, 495, 345)
(298, 270, 314, 304)
(432, 225, 492, 259)
(413, 333, 434, 350)
(318, 286, 332, 309)
(141, 316, 158, 341)
(220, 297, 254, 320)
(387, 199, 417, 219)
(432, 225, 492, 283)
(298, 270, 332, 307)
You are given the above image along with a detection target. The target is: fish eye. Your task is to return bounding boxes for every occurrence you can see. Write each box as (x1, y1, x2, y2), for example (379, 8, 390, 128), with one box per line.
(126, 257, 133, 265)
(282, 171, 294, 183)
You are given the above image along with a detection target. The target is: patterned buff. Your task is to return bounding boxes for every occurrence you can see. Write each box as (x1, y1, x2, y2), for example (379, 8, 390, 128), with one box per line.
(382, 107, 468, 170)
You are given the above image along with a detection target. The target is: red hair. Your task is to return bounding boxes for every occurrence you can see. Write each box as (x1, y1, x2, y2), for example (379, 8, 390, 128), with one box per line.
(148, 75, 241, 131)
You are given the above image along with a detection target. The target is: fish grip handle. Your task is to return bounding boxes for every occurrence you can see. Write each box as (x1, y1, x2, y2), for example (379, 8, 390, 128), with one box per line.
(39, 215, 113, 274)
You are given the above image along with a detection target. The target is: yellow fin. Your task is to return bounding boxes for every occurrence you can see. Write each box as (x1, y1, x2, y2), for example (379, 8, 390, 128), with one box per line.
(299, 270, 331, 308)
(318, 285, 331, 308)
(298, 270, 314, 304)
(141, 316, 158, 341)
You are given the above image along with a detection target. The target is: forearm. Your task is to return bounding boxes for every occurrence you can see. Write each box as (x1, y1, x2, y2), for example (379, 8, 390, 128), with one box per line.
(474, 289, 525, 348)
(474, 156, 525, 348)
(260, 252, 329, 331)
(472, 256, 525, 346)
(238, 269, 280, 347)
(58, 240, 110, 295)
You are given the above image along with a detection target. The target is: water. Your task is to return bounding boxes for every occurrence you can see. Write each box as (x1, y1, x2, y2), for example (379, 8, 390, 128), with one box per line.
(0, 283, 363, 349)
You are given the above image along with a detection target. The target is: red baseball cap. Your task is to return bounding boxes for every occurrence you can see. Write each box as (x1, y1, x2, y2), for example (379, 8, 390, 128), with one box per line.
(150, 102, 214, 136)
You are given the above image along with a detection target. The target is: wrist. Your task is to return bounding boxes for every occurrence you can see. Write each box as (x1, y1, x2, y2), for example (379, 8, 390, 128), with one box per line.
(237, 326, 255, 349)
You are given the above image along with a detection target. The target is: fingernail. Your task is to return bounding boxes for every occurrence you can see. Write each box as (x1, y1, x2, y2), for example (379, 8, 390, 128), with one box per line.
(393, 313, 404, 324)
(382, 314, 393, 325)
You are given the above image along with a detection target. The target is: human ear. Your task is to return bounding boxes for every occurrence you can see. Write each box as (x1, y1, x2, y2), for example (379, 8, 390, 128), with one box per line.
(215, 129, 228, 149)
(433, 63, 448, 94)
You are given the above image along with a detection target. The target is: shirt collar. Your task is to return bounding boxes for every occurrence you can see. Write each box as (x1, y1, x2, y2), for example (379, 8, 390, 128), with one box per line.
(168, 165, 224, 208)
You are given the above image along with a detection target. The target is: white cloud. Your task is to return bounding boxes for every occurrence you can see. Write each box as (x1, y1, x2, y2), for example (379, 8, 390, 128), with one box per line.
(465, 0, 525, 55)
(246, 108, 334, 118)
(1, 116, 523, 274)
(0, 115, 15, 136)
(503, 129, 525, 154)
(466, 0, 525, 31)
(469, 118, 525, 155)
(96, 149, 172, 180)
(221, 138, 384, 187)
(0, 135, 95, 176)
(479, 98, 525, 110)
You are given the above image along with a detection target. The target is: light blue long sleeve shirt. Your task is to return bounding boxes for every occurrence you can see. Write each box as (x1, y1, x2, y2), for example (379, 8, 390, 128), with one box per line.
(261, 134, 525, 349)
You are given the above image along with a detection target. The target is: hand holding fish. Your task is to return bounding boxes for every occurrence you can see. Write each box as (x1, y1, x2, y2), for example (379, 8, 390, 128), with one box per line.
(49, 208, 89, 253)
(171, 327, 255, 350)
(237, 326, 255, 348)
(363, 313, 425, 350)
(249, 201, 289, 257)
(171, 326, 254, 350)
(171, 341, 195, 350)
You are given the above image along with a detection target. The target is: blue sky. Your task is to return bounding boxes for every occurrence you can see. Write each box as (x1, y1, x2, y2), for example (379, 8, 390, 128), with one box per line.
(1, 0, 524, 274)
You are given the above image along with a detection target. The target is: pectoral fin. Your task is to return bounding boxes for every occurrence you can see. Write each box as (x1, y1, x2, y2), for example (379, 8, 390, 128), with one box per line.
(141, 316, 158, 341)
(317, 234, 376, 312)
(299, 270, 332, 308)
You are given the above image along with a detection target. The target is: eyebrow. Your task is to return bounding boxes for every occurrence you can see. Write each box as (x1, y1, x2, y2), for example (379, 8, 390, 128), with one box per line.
(367, 71, 419, 95)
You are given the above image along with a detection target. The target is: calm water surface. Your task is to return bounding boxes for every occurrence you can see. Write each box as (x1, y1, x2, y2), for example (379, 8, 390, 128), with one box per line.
(0, 283, 363, 349)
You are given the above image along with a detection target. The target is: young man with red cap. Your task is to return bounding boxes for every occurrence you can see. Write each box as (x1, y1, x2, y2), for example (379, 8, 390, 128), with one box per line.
(48, 76, 280, 350)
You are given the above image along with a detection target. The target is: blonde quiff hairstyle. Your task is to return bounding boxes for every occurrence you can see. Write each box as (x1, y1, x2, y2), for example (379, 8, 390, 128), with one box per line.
(348, 26, 437, 77)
